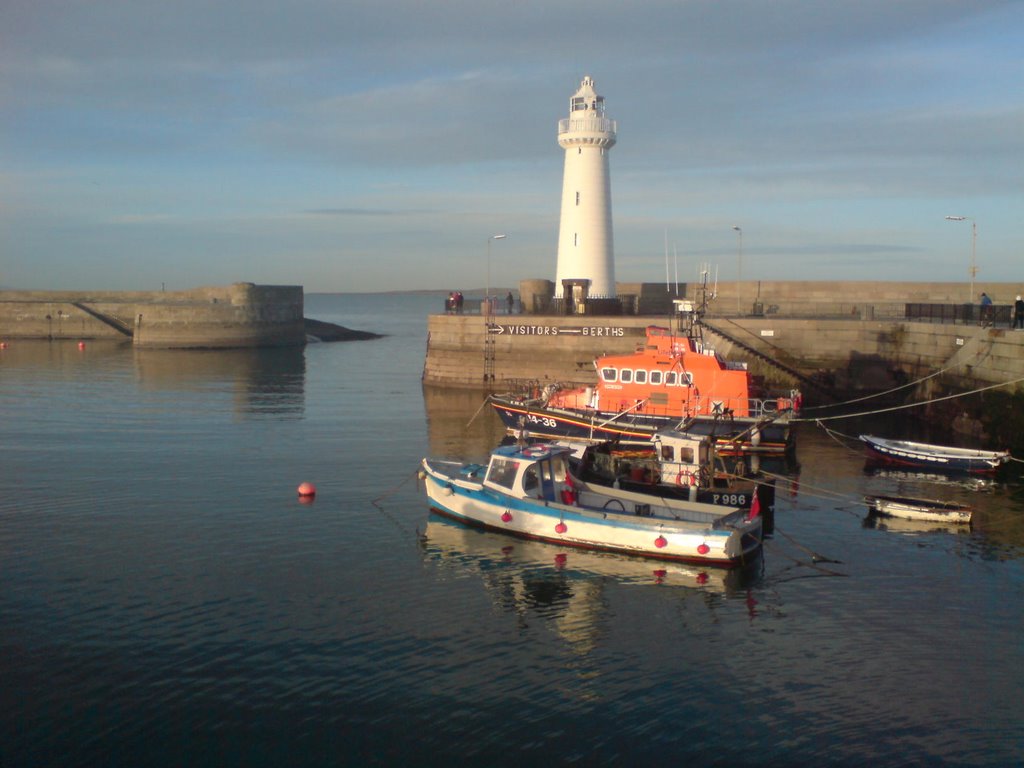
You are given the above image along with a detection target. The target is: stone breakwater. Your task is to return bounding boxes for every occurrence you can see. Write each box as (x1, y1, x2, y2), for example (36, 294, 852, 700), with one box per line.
(0, 283, 307, 348)
(423, 312, 1024, 400)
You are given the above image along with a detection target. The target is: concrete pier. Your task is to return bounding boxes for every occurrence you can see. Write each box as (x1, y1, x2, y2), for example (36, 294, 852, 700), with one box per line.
(424, 280, 1024, 398)
(0, 283, 306, 348)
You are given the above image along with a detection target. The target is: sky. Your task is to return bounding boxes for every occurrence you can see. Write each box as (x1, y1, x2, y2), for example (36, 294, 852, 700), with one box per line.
(1, 0, 1022, 294)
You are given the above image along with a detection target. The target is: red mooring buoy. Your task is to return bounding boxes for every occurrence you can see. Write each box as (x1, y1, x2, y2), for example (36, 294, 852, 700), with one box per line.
(78, 341, 86, 350)
(297, 482, 316, 498)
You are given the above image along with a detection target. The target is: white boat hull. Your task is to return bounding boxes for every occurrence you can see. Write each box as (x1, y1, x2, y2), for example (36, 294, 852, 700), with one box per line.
(864, 495, 972, 524)
(422, 459, 761, 566)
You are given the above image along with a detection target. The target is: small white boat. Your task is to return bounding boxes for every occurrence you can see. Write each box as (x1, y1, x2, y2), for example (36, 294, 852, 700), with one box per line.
(863, 494, 973, 524)
(860, 435, 1010, 474)
(420, 443, 762, 567)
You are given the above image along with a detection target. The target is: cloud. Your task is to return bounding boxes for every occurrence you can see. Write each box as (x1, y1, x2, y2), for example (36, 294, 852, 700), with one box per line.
(1, 0, 1021, 290)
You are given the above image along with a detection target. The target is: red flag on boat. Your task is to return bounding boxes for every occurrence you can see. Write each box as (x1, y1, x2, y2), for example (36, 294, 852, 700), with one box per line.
(746, 487, 761, 521)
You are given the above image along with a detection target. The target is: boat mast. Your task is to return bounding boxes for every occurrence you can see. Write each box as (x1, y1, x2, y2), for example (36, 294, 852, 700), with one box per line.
(675, 264, 711, 347)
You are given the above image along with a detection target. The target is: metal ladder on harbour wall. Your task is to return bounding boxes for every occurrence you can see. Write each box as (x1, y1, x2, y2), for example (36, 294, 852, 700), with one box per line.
(483, 301, 496, 386)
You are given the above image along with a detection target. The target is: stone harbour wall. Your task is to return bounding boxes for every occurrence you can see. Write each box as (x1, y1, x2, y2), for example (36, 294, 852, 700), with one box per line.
(0, 283, 305, 348)
(423, 312, 1024, 398)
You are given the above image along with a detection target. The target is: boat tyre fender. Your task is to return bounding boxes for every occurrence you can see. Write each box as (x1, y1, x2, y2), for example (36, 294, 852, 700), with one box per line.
(676, 470, 697, 487)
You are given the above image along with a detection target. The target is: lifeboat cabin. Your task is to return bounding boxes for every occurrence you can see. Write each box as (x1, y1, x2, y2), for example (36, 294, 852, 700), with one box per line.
(548, 326, 776, 419)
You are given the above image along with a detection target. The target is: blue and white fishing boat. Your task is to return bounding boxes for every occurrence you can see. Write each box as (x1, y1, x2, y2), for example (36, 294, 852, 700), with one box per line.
(420, 442, 762, 567)
(860, 435, 1011, 474)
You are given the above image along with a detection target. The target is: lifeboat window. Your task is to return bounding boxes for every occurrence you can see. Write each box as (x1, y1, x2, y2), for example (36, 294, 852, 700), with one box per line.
(600, 367, 617, 382)
(683, 372, 694, 386)
(523, 466, 539, 492)
(661, 445, 673, 461)
(679, 447, 695, 463)
(665, 372, 677, 386)
(486, 458, 520, 490)
(650, 370, 663, 385)
(634, 370, 647, 384)
(620, 369, 633, 383)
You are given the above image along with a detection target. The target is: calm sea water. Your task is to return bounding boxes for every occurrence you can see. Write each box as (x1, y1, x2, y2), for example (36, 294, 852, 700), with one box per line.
(2, 293, 1023, 767)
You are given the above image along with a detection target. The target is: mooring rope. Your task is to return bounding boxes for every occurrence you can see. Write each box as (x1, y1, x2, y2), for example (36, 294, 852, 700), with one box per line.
(813, 421, 864, 452)
(370, 468, 423, 536)
(771, 526, 843, 565)
(763, 539, 848, 578)
(799, 361, 961, 414)
(791, 374, 1024, 423)
(753, 469, 857, 506)
(465, 396, 492, 429)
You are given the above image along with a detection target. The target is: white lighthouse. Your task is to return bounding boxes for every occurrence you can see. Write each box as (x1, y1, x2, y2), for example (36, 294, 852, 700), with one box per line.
(554, 75, 617, 299)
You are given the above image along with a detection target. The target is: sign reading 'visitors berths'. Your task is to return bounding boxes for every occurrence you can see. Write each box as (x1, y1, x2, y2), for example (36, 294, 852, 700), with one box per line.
(487, 324, 641, 337)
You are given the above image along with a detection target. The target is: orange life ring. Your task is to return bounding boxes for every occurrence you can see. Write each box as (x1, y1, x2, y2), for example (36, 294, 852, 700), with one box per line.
(675, 470, 697, 487)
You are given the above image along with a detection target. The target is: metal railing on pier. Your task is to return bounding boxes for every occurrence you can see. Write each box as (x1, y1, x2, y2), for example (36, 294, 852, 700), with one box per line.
(511, 296, 1017, 327)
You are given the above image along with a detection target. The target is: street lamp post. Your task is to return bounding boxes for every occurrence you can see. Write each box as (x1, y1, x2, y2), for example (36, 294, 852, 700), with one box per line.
(944, 216, 976, 302)
(732, 226, 742, 315)
(486, 233, 507, 317)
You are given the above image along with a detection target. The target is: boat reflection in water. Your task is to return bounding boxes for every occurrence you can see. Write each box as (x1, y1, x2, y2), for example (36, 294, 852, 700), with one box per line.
(863, 465, 996, 491)
(420, 516, 762, 653)
(861, 514, 971, 538)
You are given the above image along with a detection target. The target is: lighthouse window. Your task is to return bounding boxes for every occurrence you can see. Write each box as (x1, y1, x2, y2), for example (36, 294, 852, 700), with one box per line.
(634, 370, 647, 384)
(600, 367, 617, 382)
(620, 369, 633, 384)
(650, 370, 663, 385)
(576, 191, 580, 206)
(574, 233, 577, 246)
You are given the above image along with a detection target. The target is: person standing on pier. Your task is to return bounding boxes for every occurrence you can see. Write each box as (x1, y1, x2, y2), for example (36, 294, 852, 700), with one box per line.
(1015, 295, 1024, 329)
(980, 292, 993, 326)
